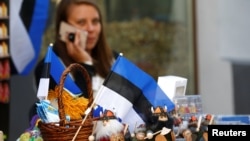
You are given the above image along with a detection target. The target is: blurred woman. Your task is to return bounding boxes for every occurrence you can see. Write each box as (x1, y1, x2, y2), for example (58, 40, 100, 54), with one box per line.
(35, 0, 118, 98)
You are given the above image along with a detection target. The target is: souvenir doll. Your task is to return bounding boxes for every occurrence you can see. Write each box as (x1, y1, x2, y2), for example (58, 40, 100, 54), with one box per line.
(90, 110, 126, 141)
(187, 115, 205, 141)
(174, 117, 192, 140)
(131, 124, 149, 141)
(147, 106, 175, 141)
(174, 116, 189, 138)
(188, 115, 198, 130)
(199, 114, 214, 141)
(200, 114, 214, 131)
(17, 115, 43, 141)
(171, 109, 183, 135)
(181, 129, 193, 141)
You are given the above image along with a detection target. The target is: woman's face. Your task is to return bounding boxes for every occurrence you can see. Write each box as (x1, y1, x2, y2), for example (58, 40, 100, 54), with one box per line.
(67, 3, 101, 52)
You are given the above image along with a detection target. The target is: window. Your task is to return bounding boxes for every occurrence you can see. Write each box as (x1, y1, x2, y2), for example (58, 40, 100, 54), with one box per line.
(103, 0, 196, 94)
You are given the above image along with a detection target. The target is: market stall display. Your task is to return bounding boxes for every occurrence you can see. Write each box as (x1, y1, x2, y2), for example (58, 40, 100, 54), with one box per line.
(16, 54, 250, 141)
(38, 63, 94, 141)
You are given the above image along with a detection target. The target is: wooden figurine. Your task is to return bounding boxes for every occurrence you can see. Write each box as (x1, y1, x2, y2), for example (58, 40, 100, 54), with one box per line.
(199, 114, 214, 141)
(90, 110, 126, 141)
(147, 106, 175, 141)
(181, 129, 193, 141)
(187, 115, 206, 141)
(131, 124, 148, 141)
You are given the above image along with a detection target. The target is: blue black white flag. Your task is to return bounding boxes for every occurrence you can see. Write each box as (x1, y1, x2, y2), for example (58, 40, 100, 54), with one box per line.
(10, 0, 49, 75)
(36, 46, 51, 100)
(95, 54, 175, 132)
(47, 45, 82, 94)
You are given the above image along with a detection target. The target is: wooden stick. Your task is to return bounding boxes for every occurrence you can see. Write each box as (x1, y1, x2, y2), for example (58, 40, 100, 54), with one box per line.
(123, 124, 129, 135)
(72, 107, 92, 141)
(209, 115, 214, 125)
(196, 115, 202, 132)
(72, 86, 106, 141)
(144, 130, 162, 139)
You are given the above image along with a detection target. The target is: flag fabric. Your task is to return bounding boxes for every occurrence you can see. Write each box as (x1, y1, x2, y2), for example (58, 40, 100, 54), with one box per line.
(95, 54, 175, 132)
(36, 46, 51, 100)
(47, 45, 82, 95)
(10, 0, 50, 75)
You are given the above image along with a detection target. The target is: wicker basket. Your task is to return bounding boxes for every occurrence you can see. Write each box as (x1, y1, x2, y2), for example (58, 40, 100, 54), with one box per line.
(38, 63, 94, 141)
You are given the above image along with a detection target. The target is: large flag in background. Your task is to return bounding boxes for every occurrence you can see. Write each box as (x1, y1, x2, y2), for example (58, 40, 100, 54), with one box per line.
(95, 54, 175, 132)
(10, 0, 50, 75)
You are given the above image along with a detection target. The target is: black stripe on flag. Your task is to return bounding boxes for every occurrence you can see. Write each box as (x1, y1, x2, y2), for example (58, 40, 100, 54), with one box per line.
(103, 71, 152, 123)
(19, 0, 36, 30)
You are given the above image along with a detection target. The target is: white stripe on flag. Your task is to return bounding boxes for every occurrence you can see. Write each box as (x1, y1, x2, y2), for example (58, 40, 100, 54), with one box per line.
(10, 0, 34, 73)
(95, 85, 144, 132)
(122, 107, 145, 133)
(37, 78, 50, 100)
(95, 85, 132, 119)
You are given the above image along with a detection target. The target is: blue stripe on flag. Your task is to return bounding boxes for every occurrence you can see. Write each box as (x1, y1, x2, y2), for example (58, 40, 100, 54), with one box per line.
(48, 46, 82, 94)
(111, 55, 175, 111)
(44, 46, 52, 63)
(21, 0, 50, 74)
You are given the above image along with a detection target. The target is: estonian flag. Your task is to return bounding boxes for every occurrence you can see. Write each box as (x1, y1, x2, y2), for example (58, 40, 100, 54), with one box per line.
(48, 45, 82, 94)
(95, 54, 175, 132)
(37, 45, 82, 99)
(10, 0, 49, 75)
(36, 45, 51, 100)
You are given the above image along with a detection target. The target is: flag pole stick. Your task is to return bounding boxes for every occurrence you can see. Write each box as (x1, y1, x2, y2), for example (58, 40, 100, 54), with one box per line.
(72, 86, 106, 141)
(209, 115, 214, 125)
(196, 115, 202, 132)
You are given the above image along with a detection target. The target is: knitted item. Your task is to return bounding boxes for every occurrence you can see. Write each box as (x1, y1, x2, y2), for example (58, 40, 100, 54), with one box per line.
(48, 86, 89, 120)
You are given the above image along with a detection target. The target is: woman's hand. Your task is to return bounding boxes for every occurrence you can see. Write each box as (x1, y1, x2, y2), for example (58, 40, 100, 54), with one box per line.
(65, 30, 92, 64)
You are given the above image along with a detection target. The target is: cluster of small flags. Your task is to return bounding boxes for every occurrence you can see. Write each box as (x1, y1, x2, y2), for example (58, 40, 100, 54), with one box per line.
(37, 45, 175, 133)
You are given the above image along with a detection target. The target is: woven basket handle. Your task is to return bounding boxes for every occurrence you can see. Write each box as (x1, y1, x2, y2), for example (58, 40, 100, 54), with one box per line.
(57, 63, 93, 126)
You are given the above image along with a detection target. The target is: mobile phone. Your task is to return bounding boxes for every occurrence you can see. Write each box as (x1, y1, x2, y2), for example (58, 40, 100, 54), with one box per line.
(59, 21, 88, 48)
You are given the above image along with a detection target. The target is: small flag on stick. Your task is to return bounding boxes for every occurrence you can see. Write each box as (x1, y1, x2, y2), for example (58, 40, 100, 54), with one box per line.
(95, 54, 175, 132)
(36, 44, 52, 100)
(37, 44, 82, 100)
